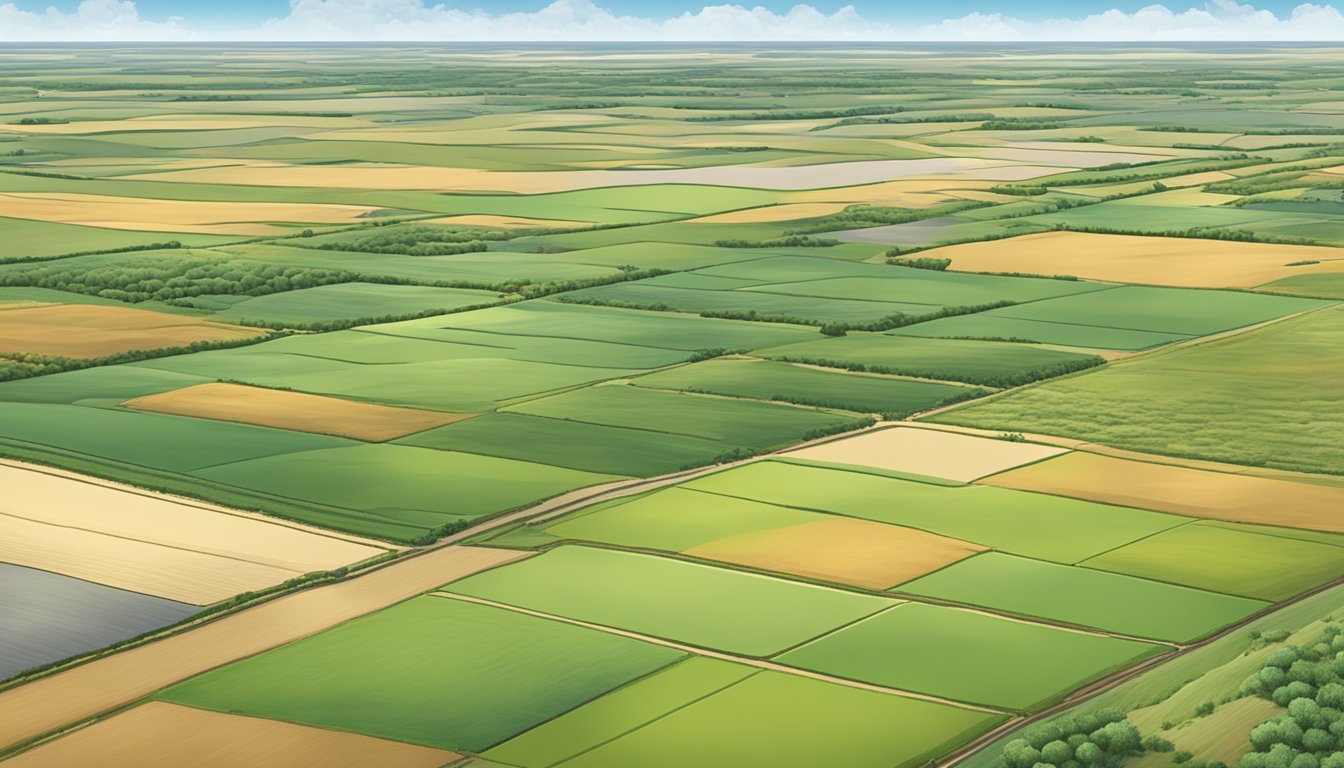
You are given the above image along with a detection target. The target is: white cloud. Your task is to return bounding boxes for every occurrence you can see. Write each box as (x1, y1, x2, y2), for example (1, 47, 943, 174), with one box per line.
(3, 0, 1344, 42)
(0, 0, 197, 41)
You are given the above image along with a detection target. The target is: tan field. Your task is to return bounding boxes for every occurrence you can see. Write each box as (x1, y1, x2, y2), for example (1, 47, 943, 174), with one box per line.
(786, 178, 995, 205)
(0, 546, 530, 754)
(0, 462, 385, 602)
(782, 426, 1068, 482)
(124, 157, 1051, 193)
(684, 517, 985, 590)
(1160, 170, 1236, 186)
(124, 382, 471, 442)
(916, 231, 1344, 288)
(982, 451, 1344, 533)
(0, 304, 265, 358)
(3, 703, 459, 768)
(0, 512, 301, 605)
(0, 192, 379, 236)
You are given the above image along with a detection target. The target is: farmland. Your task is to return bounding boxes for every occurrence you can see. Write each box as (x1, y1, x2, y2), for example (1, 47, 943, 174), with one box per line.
(1, 42, 1343, 768)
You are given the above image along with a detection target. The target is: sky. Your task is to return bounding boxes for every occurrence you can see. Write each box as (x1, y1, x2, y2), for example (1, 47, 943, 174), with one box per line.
(5, 0, 1344, 41)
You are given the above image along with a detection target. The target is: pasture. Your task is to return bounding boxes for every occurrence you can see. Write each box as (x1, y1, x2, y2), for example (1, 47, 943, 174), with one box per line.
(157, 596, 684, 752)
(778, 602, 1164, 711)
(443, 545, 892, 655)
(897, 552, 1266, 643)
(933, 307, 1344, 475)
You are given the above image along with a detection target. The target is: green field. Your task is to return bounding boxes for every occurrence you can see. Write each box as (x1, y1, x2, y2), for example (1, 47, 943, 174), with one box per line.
(196, 282, 503, 325)
(1081, 522, 1344, 601)
(502, 384, 864, 449)
(547, 670, 1006, 768)
(156, 596, 684, 752)
(897, 552, 1267, 643)
(398, 412, 727, 476)
(683, 461, 1188, 562)
(484, 657, 759, 768)
(757, 332, 1104, 387)
(443, 546, 892, 656)
(539, 487, 824, 552)
(778, 602, 1164, 711)
(933, 307, 1344, 475)
(631, 357, 980, 415)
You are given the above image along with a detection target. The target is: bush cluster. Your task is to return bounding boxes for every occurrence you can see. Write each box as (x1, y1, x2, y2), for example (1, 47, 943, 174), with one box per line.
(998, 708, 1144, 768)
(1236, 624, 1344, 768)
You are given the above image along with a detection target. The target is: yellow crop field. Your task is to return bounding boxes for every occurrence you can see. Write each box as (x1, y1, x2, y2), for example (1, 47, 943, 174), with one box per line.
(918, 231, 1344, 288)
(0, 304, 265, 358)
(124, 383, 471, 442)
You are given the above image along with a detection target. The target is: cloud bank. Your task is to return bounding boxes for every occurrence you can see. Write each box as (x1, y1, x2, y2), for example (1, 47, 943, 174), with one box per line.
(4, 0, 1344, 41)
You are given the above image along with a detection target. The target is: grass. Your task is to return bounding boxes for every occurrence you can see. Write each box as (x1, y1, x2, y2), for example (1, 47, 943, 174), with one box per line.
(156, 596, 685, 752)
(443, 545, 893, 656)
(757, 332, 1104, 387)
(631, 358, 979, 415)
(683, 461, 1187, 563)
(540, 487, 824, 552)
(778, 602, 1165, 711)
(932, 306, 1344, 475)
(897, 552, 1267, 643)
(502, 384, 864, 450)
(483, 657, 758, 768)
(984, 285, 1328, 337)
(551, 670, 1007, 768)
(397, 412, 726, 476)
(1081, 521, 1344, 601)
(191, 444, 618, 537)
(196, 282, 502, 325)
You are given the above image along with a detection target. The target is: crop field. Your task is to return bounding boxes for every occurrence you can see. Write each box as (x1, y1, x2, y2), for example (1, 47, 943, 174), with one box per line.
(778, 602, 1164, 711)
(157, 596, 684, 752)
(3, 42, 1344, 768)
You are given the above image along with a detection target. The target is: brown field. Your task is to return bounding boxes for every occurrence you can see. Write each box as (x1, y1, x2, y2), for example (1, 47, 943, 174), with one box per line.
(684, 517, 985, 590)
(782, 426, 1068, 482)
(982, 451, 1344, 533)
(0, 462, 385, 603)
(0, 546, 530, 754)
(124, 382, 470, 442)
(0, 304, 265, 358)
(917, 231, 1344, 289)
(0, 192, 378, 235)
(3, 702, 459, 768)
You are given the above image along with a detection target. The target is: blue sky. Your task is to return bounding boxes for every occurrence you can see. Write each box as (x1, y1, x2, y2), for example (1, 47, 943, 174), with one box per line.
(4, 0, 1344, 41)
(8, 0, 1329, 26)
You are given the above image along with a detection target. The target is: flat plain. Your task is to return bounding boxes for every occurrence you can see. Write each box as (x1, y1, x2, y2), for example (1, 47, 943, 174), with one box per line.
(2, 42, 1343, 768)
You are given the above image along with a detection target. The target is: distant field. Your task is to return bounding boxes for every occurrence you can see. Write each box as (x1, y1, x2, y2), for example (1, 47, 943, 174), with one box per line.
(758, 332, 1104, 387)
(917, 231, 1344, 290)
(632, 358, 979, 415)
(157, 596, 684, 752)
(932, 307, 1344, 475)
(0, 303, 264, 358)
